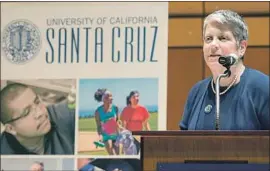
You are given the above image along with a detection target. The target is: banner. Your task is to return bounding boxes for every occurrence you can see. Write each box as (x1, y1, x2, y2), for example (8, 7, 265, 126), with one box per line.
(1, 2, 168, 170)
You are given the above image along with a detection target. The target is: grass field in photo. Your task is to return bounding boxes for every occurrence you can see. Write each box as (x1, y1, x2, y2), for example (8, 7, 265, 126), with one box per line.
(79, 112, 158, 132)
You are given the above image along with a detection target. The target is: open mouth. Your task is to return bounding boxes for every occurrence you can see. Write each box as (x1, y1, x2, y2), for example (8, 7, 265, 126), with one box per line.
(210, 55, 221, 58)
(208, 55, 221, 62)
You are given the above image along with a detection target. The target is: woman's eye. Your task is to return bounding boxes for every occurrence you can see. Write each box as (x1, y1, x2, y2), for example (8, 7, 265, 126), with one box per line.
(205, 37, 212, 42)
(220, 37, 227, 41)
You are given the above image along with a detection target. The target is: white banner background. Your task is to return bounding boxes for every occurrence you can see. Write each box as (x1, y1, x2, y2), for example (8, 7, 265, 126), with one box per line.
(1, 2, 168, 159)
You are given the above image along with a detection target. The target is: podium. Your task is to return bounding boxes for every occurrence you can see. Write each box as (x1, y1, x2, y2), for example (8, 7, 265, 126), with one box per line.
(133, 131, 270, 171)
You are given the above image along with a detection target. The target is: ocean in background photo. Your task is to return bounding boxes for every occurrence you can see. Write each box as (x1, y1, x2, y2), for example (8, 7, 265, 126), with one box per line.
(79, 104, 158, 118)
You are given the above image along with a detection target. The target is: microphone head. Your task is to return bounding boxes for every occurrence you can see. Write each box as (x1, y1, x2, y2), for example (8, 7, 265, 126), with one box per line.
(218, 56, 227, 65)
(218, 53, 239, 67)
(228, 53, 239, 64)
(228, 53, 239, 60)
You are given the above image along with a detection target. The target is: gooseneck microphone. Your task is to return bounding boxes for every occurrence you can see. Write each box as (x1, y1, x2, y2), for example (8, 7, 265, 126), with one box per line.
(215, 54, 239, 130)
(218, 54, 239, 67)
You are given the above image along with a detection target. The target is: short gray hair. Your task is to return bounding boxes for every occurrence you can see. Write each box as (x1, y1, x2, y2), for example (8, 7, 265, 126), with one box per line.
(203, 10, 248, 47)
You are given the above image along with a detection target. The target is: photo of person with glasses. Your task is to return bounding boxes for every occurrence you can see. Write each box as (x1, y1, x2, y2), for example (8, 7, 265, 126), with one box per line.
(0, 81, 75, 155)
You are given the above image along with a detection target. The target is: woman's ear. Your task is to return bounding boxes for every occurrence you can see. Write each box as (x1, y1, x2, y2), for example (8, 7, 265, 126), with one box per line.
(239, 40, 247, 57)
(5, 124, 17, 136)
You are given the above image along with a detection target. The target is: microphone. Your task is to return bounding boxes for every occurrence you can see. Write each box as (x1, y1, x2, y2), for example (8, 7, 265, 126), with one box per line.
(218, 54, 239, 67)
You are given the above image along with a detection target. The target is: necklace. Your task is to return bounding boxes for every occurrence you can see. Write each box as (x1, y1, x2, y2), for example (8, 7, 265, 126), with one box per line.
(211, 75, 237, 95)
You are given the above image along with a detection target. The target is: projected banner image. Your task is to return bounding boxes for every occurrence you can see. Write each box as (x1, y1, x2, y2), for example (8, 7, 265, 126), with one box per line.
(78, 158, 141, 171)
(1, 2, 168, 158)
(0, 79, 76, 155)
(1, 157, 75, 171)
(77, 78, 158, 155)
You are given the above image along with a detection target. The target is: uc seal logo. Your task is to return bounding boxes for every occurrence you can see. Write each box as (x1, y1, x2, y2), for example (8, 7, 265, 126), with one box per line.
(1, 19, 41, 64)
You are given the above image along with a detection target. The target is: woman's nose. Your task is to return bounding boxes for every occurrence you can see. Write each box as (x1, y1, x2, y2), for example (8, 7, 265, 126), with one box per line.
(210, 39, 220, 52)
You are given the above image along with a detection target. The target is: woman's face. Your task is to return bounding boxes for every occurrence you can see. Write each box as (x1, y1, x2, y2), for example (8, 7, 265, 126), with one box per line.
(103, 93, 113, 104)
(130, 93, 139, 106)
(203, 20, 246, 73)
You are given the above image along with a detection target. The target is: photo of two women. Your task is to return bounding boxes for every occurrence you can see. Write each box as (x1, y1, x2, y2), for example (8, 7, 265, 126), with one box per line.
(77, 78, 158, 155)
